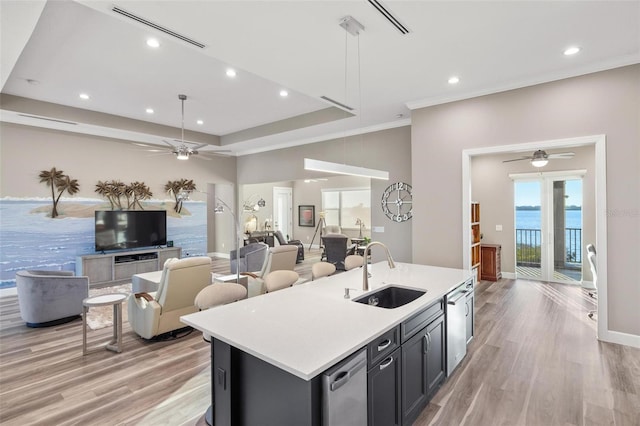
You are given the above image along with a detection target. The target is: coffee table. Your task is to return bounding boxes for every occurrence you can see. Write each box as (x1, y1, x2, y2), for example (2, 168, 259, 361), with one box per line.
(82, 293, 127, 355)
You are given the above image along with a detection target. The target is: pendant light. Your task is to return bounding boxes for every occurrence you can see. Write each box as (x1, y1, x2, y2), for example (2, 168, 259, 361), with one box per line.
(303, 16, 389, 180)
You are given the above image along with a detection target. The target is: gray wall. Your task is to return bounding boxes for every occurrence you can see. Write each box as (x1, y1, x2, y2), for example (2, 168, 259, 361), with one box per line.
(237, 126, 413, 262)
(411, 65, 639, 336)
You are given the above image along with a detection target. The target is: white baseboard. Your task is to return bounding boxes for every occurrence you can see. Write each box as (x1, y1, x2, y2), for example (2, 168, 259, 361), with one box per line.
(0, 287, 17, 298)
(581, 280, 596, 290)
(599, 329, 640, 349)
(501, 272, 517, 279)
(209, 252, 230, 259)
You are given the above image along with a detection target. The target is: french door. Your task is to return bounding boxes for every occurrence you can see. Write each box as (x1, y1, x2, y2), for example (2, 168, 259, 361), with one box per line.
(512, 172, 584, 284)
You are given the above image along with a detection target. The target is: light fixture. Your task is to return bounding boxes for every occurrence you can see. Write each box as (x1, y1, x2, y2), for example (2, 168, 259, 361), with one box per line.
(213, 197, 242, 285)
(530, 150, 549, 168)
(304, 158, 389, 180)
(564, 46, 581, 56)
(226, 69, 237, 77)
(242, 195, 266, 212)
(448, 76, 460, 84)
(176, 148, 190, 160)
(279, 90, 289, 97)
(303, 16, 390, 181)
(146, 38, 160, 48)
(79, 93, 90, 100)
(146, 108, 154, 114)
(196, 119, 204, 125)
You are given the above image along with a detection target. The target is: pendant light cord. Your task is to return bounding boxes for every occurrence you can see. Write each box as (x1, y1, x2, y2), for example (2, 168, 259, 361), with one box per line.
(343, 28, 348, 165)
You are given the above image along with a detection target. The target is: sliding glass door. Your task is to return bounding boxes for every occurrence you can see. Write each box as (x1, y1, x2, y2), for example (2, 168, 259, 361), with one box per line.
(514, 174, 583, 283)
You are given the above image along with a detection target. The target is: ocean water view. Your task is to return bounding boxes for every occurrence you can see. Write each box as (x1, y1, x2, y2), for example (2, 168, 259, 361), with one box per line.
(0, 199, 207, 288)
(515, 208, 582, 230)
(516, 208, 583, 262)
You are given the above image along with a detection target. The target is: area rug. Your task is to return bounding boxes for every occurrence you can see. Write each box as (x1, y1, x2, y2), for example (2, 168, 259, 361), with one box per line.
(86, 283, 132, 330)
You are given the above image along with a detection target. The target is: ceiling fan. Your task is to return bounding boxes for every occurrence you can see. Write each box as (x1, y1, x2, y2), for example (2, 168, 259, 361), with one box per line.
(503, 149, 574, 168)
(143, 94, 231, 160)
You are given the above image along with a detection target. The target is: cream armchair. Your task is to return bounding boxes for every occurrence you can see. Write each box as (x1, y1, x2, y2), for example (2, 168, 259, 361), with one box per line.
(128, 256, 212, 339)
(241, 245, 298, 297)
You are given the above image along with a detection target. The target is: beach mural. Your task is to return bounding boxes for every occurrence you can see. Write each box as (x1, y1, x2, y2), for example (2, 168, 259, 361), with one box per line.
(0, 198, 207, 289)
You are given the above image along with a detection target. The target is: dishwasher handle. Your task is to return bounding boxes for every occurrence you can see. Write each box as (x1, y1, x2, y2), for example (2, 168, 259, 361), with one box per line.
(330, 358, 367, 392)
(447, 291, 466, 305)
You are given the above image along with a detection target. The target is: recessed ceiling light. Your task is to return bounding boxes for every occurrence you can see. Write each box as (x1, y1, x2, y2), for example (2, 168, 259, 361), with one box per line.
(564, 46, 581, 56)
(448, 76, 460, 85)
(146, 108, 154, 114)
(226, 69, 237, 77)
(196, 119, 204, 125)
(280, 90, 289, 97)
(146, 38, 160, 48)
(79, 93, 90, 100)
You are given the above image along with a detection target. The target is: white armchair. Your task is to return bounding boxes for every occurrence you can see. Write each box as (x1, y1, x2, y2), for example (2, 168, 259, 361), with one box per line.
(241, 245, 298, 297)
(128, 256, 212, 339)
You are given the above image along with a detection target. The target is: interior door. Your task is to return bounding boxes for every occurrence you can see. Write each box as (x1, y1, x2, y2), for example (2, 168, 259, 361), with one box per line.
(513, 173, 583, 283)
(273, 187, 293, 239)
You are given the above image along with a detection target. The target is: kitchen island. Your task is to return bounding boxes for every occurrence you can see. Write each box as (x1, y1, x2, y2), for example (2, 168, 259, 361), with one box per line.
(181, 262, 474, 426)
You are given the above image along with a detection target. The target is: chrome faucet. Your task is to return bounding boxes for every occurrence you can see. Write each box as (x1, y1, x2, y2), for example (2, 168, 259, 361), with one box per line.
(362, 241, 396, 291)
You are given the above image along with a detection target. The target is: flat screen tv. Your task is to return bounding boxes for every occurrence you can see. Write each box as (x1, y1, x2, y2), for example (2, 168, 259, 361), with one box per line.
(95, 210, 167, 252)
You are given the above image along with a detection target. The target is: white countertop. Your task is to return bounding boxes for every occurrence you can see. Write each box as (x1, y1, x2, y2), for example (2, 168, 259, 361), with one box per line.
(181, 262, 473, 380)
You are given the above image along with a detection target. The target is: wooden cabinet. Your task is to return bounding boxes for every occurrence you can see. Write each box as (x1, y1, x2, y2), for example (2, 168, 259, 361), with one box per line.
(471, 202, 481, 283)
(76, 247, 182, 286)
(480, 244, 502, 281)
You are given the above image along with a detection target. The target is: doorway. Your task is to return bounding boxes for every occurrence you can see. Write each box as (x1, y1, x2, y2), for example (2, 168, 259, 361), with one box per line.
(273, 187, 293, 239)
(512, 172, 584, 284)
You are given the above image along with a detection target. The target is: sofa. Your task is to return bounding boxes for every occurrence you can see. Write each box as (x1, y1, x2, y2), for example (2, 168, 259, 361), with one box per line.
(16, 270, 89, 327)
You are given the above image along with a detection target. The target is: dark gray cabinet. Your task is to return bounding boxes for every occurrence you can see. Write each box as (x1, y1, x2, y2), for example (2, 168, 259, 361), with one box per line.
(425, 314, 445, 399)
(401, 313, 445, 425)
(367, 347, 402, 426)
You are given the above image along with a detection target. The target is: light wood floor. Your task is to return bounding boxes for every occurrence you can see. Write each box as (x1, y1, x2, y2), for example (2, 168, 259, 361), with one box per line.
(1, 256, 639, 425)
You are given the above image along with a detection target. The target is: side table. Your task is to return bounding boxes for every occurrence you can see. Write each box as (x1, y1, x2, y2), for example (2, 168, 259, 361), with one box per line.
(83, 293, 127, 355)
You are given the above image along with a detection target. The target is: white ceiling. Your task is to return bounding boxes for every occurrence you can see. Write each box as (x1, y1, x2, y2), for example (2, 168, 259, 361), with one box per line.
(1, 0, 639, 156)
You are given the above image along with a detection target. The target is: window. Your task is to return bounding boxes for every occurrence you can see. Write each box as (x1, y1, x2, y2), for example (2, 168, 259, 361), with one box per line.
(322, 188, 370, 229)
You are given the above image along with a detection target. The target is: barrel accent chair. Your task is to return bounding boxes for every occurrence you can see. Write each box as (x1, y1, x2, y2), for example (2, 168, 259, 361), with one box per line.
(16, 270, 89, 327)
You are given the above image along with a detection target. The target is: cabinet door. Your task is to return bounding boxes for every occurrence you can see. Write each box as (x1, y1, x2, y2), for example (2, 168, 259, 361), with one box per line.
(425, 314, 446, 399)
(368, 348, 401, 426)
(401, 326, 428, 425)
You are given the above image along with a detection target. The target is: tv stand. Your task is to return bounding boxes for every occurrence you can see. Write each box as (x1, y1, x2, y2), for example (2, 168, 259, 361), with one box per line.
(76, 247, 181, 287)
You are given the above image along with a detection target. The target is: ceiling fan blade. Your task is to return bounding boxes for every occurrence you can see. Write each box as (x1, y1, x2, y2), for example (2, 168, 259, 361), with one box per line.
(502, 157, 532, 163)
(547, 152, 575, 159)
(162, 139, 177, 148)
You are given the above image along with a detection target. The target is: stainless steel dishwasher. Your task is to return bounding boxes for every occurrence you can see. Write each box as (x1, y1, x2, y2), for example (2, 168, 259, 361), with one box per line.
(322, 347, 367, 426)
(446, 283, 468, 376)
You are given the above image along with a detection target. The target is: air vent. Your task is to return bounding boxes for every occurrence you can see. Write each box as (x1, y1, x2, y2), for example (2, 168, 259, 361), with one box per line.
(320, 96, 354, 111)
(367, 0, 410, 34)
(18, 114, 77, 125)
(112, 6, 206, 49)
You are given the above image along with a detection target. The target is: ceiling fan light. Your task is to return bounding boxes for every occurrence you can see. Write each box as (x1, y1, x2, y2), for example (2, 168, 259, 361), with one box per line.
(531, 158, 548, 168)
(176, 151, 189, 160)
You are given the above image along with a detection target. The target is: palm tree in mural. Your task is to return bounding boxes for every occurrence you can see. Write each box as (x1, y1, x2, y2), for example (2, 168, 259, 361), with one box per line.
(126, 182, 153, 210)
(95, 180, 127, 209)
(54, 175, 80, 215)
(95, 181, 112, 209)
(38, 167, 66, 218)
(165, 178, 196, 213)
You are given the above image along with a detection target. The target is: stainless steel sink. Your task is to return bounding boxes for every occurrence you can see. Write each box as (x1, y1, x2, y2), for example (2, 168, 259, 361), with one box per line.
(353, 285, 426, 309)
